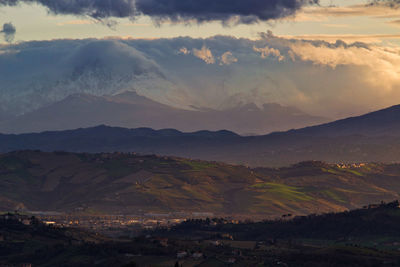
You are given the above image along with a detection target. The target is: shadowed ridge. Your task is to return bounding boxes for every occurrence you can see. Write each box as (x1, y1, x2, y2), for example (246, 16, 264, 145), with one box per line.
(290, 104, 400, 137)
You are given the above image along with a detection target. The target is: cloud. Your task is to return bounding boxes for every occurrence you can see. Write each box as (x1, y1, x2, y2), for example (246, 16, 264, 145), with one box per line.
(388, 19, 400, 23)
(0, 0, 318, 25)
(285, 40, 400, 92)
(193, 45, 215, 64)
(56, 19, 94, 26)
(288, 41, 397, 69)
(178, 47, 190, 55)
(368, 0, 400, 8)
(253, 45, 285, 61)
(182, 46, 237, 65)
(3, 33, 400, 119)
(293, 3, 400, 21)
(282, 34, 400, 44)
(258, 31, 397, 71)
(220, 51, 238, 65)
(134, 0, 319, 25)
(0, 22, 16, 43)
(252, 32, 400, 112)
(0, 0, 136, 19)
(0, 39, 168, 114)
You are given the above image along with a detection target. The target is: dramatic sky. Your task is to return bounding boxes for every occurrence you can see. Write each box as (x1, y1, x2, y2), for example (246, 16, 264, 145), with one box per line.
(1, 0, 400, 118)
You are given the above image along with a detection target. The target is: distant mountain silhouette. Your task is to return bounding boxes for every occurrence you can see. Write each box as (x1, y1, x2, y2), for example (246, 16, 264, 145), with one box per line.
(0, 91, 326, 135)
(1, 104, 400, 166)
(293, 104, 400, 136)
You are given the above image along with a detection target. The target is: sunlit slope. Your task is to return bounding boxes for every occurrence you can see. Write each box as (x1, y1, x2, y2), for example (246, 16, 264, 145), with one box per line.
(1, 151, 399, 216)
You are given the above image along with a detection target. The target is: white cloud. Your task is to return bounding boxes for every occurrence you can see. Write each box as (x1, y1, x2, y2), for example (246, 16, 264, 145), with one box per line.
(193, 45, 215, 64)
(287, 40, 400, 91)
(253, 45, 285, 61)
(178, 47, 190, 55)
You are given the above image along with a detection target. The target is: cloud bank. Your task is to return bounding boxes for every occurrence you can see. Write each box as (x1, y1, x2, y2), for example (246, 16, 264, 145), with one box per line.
(0, 0, 318, 24)
(0, 39, 168, 114)
(2, 32, 400, 119)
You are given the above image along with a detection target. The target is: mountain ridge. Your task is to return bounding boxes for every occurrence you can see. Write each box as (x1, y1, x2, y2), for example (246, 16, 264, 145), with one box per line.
(291, 104, 400, 137)
(0, 91, 327, 135)
(1, 103, 400, 166)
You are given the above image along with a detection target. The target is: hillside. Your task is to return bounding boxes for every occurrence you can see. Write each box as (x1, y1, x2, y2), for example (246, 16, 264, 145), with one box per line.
(0, 91, 326, 135)
(5, 204, 400, 267)
(162, 200, 400, 243)
(2, 151, 400, 217)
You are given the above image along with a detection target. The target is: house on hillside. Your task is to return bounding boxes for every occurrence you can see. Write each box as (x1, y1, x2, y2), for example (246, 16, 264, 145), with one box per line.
(177, 251, 188, 259)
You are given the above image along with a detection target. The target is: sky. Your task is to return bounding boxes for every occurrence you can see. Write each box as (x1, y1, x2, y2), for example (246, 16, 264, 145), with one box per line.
(1, 0, 400, 120)
(0, 0, 398, 42)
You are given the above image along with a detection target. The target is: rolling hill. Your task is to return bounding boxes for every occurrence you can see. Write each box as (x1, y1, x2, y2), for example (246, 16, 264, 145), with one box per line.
(1, 151, 400, 217)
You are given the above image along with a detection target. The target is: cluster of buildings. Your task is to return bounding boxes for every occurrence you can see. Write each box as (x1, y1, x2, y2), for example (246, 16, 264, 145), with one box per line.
(35, 214, 187, 232)
(336, 163, 366, 169)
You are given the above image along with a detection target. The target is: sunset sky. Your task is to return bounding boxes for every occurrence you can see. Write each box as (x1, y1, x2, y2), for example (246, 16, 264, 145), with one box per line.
(1, 0, 400, 119)
(0, 0, 398, 42)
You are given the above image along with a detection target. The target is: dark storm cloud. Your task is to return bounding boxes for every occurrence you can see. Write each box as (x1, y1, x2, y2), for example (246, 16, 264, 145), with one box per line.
(0, 0, 318, 24)
(135, 0, 319, 24)
(1, 22, 16, 43)
(0, 0, 136, 19)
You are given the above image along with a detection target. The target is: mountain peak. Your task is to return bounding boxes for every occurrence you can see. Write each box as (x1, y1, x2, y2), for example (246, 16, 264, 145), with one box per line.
(0, 91, 327, 135)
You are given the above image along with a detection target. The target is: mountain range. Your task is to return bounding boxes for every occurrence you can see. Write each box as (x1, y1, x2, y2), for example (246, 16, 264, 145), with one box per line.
(0, 91, 326, 135)
(1, 104, 400, 166)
